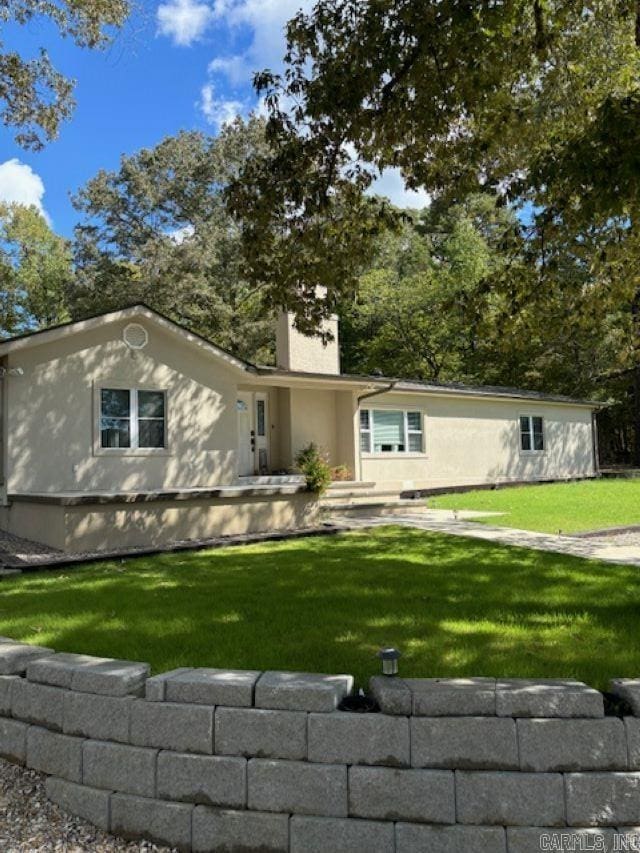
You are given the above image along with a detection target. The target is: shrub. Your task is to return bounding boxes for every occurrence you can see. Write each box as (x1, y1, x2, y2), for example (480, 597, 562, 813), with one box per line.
(331, 464, 352, 482)
(295, 443, 332, 495)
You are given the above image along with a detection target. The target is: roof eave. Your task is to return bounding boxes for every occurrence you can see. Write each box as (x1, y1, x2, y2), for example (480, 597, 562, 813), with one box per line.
(256, 368, 603, 408)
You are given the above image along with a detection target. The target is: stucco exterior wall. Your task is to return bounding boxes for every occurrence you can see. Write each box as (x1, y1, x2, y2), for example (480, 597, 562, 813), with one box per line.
(288, 388, 339, 467)
(1, 491, 319, 552)
(334, 390, 358, 478)
(276, 312, 340, 375)
(0, 502, 67, 551)
(5, 318, 244, 493)
(360, 392, 596, 490)
(0, 308, 597, 499)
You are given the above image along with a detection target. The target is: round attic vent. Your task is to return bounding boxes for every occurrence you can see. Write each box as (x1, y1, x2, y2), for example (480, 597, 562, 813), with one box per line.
(123, 323, 148, 350)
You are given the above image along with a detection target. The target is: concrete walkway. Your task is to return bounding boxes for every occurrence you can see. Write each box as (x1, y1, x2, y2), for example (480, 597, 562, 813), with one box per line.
(335, 510, 640, 567)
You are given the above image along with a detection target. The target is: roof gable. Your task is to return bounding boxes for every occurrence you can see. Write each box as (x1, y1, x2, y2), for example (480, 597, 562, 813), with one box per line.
(0, 304, 256, 375)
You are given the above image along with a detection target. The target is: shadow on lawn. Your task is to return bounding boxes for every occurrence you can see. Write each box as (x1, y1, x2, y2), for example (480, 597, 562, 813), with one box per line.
(0, 527, 638, 689)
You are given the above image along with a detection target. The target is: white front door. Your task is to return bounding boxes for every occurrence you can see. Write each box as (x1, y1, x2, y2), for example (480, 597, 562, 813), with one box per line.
(254, 393, 269, 474)
(237, 392, 254, 476)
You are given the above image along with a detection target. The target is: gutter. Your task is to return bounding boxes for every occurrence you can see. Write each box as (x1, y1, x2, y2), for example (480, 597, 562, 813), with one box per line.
(357, 381, 397, 406)
(356, 381, 397, 481)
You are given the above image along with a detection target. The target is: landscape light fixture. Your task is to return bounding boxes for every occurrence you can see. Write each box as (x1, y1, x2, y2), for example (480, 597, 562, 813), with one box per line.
(377, 647, 401, 676)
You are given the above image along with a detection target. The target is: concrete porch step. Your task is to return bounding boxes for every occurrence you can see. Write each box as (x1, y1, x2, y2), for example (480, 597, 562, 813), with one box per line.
(321, 489, 408, 505)
(235, 475, 305, 486)
(326, 481, 376, 491)
(323, 499, 430, 517)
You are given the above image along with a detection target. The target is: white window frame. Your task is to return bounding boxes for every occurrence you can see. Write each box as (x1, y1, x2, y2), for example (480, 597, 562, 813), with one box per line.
(359, 409, 372, 454)
(360, 407, 425, 456)
(94, 382, 170, 457)
(519, 414, 545, 454)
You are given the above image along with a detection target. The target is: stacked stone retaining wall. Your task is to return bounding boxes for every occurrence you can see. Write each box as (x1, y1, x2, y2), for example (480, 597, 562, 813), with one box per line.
(2, 637, 640, 851)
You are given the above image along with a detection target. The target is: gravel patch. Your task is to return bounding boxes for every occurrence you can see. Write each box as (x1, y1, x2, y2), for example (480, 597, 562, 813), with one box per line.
(0, 758, 175, 852)
(0, 525, 343, 573)
(0, 529, 61, 566)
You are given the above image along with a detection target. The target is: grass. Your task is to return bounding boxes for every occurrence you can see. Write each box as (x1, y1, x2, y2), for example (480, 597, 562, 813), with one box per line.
(429, 479, 640, 534)
(1, 526, 639, 689)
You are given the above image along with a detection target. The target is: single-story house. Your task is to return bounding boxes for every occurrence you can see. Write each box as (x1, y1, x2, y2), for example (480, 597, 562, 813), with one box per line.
(0, 304, 600, 552)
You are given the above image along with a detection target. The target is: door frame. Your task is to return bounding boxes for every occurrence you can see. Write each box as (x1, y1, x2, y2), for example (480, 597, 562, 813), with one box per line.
(254, 392, 270, 474)
(237, 391, 254, 477)
(237, 391, 271, 477)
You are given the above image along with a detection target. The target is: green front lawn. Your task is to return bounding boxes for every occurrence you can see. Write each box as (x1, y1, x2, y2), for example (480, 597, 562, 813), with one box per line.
(1, 527, 639, 689)
(429, 479, 640, 534)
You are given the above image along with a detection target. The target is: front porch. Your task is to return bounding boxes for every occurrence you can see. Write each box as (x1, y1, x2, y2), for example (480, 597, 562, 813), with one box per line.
(0, 483, 320, 553)
(236, 380, 363, 482)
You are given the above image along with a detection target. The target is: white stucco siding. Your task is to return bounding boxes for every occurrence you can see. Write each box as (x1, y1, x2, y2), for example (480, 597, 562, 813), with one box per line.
(6, 319, 242, 493)
(288, 388, 339, 465)
(359, 392, 596, 490)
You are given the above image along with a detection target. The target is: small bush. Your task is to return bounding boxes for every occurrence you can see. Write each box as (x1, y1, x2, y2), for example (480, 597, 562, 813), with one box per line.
(295, 443, 332, 495)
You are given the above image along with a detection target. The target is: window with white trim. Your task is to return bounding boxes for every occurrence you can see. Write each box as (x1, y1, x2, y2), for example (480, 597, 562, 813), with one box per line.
(100, 388, 166, 449)
(520, 415, 544, 452)
(360, 408, 423, 453)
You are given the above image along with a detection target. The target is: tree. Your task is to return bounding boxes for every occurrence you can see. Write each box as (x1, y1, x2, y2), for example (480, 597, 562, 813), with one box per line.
(240, 0, 640, 460)
(227, 113, 395, 337)
(2, 0, 129, 149)
(0, 203, 72, 336)
(340, 195, 525, 383)
(71, 118, 277, 362)
(341, 194, 625, 441)
(256, 1, 639, 213)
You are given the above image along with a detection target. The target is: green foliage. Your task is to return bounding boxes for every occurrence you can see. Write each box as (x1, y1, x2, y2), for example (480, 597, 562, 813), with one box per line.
(341, 194, 523, 383)
(295, 442, 332, 495)
(260, 0, 640, 224)
(2, 526, 639, 688)
(1, 0, 128, 149)
(242, 0, 640, 458)
(430, 480, 640, 535)
(337, 192, 635, 462)
(0, 203, 72, 335)
(71, 118, 276, 362)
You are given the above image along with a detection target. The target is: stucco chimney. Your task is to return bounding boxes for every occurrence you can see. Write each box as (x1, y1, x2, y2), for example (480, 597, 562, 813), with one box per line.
(276, 299, 340, 375)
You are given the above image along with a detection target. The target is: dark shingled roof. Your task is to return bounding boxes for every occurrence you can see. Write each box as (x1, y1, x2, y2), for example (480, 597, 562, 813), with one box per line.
(1, 303, 603, 408)
(255, 366, 604, 408)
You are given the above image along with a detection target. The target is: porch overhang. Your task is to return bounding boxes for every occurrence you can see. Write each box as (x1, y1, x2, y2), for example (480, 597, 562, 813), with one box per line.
(253, 367, 386, 393)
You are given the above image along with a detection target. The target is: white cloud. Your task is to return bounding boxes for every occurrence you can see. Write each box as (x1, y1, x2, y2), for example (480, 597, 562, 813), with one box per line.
(200, 83, 244, 128)
(208, 0, 313, 84)
(0, 159, 50, 222)
(157, 0, 212, 46)
(368, 168, 431, 210)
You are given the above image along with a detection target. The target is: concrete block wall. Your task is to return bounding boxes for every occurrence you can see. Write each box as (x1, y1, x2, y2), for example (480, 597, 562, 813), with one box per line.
(2, 639, 640, 851)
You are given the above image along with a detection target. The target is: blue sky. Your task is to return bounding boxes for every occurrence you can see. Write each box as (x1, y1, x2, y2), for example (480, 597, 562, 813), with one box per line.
(0, 0, 429, 237)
